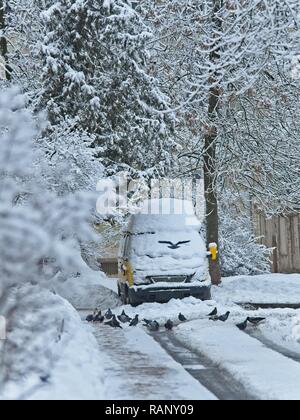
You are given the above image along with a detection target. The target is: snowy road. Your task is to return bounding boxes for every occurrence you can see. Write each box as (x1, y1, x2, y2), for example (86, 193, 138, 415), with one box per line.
(175, 319, 300, 400)
(152, 331, 256, 400)
(79, 312, 216, 400)
(76, 274, 300, 400)
(79, 305, 300, 400)
(79, 307, 257, 400)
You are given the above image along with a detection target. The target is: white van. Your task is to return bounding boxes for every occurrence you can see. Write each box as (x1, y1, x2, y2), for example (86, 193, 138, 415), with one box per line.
(118, 199, 211, 305)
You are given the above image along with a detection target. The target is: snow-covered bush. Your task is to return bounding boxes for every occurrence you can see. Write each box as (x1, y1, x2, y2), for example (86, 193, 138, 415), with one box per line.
(0, 88, 97, 389)
(220, 208, 271, 277)
(0, 286, 106, 400)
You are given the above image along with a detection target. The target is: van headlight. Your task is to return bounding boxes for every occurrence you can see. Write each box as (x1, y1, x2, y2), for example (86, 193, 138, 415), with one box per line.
(188, 272, 208, 283)
(134, 276, 153, 286)
(142, 276, 154, 285)
(185, 274, 195, 283)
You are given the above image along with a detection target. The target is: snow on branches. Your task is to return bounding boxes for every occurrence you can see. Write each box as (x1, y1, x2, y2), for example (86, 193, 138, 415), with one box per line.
(0, 87, 101, 389)
(142, 0, 300, 213)
(38, 0, 177, 177)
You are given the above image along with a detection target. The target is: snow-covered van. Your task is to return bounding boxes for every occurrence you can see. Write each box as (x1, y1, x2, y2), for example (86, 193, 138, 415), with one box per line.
(118, 199, 211, 305)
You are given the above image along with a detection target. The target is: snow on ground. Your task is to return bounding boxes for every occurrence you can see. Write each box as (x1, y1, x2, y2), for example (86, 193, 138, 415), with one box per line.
(81, 313, 216, 400)
(213, 274, 300, 305)
(7, 269, 298, 400)
(0, 290, 105, 401)
(101, 295, 217, 325)
(210, 273, 300, 360)
(52, 264, 120, 310)
(174, 319, 300, 400)
(69, 271, 300, 400)
(98, 275, 119, 294)
(251, 308, 300, 354)
(80, 291, 300, 401)
(76, 272, 300, 401)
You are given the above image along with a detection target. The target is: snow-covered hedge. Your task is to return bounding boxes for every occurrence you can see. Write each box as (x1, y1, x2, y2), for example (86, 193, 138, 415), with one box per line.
(220, 208, 271, 277)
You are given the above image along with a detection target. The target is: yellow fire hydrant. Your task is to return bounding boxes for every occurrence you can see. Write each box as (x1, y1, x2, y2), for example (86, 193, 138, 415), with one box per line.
(122, 262, 134, 287)
(208, 243, 218, 261)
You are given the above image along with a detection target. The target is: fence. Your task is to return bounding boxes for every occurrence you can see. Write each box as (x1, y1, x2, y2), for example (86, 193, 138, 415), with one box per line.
(254, 211, 300, 273)
(99, 258, 119, 277)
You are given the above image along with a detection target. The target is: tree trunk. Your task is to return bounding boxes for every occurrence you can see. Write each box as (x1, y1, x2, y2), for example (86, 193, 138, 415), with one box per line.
(0, 1, 11, 81)
(204, 94, 221, 285)
(203, 0, 223, 285)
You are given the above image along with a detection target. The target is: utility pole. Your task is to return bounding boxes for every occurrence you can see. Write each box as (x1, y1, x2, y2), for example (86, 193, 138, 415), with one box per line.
(0, 0, 11, 81)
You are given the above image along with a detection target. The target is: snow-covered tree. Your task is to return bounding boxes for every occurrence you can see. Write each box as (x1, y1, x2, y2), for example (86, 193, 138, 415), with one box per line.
(0, 0, 44, 91)
(38, 119, 104, 196)
(141, 0, 300, 283)
(0, 88, 97, 387)
(0, 0, 11, 80)
(38, 0, 177, 176)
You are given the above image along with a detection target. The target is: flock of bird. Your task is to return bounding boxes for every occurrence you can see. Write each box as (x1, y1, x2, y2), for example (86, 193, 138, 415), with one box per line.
(86, 308, 180, 331)
(208, 307, 266, 330)
(86, 306, 265, 332)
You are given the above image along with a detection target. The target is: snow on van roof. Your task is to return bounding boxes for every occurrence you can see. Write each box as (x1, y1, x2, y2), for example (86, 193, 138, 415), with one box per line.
(138, 199, 196, 216)
(127, 199, 202, 234)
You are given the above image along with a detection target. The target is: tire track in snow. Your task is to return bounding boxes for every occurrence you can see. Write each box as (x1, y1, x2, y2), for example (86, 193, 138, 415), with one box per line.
(152, 331, 257, 401)
(246, 329, 300, 364)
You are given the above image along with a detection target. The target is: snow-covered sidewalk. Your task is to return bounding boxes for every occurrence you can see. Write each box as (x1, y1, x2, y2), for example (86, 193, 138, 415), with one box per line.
(213, 274, 300, 305)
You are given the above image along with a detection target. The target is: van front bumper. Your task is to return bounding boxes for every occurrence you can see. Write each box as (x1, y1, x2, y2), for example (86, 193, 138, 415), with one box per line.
(128, 283, 211, 305)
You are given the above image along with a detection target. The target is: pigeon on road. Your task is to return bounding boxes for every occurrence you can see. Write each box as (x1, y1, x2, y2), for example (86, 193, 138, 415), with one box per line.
(210, 311, 230, 322)
(129, 315, 139, 327)
(105, 315, 122, 329)
(143, 319, 152, 326)
(236, 319, 248, 331)
(178, 313, 187, 322)
(247, 317, 266, 326)
(208, 307, 218, 317)
(94, 311, 104, 323)
(118, 310, 131, 323)
(86, 308, 98, 322)
(40, 375, 51, 383)
(105, 309, 113, 320)
(147, 320, 160, 332)
(218, 311, 231, 322)
(86, 314, 94, 323)
(165, 320, 174, 331)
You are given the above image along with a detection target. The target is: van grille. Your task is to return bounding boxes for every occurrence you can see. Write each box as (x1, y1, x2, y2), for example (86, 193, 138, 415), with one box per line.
(150, 275, 187, 283)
